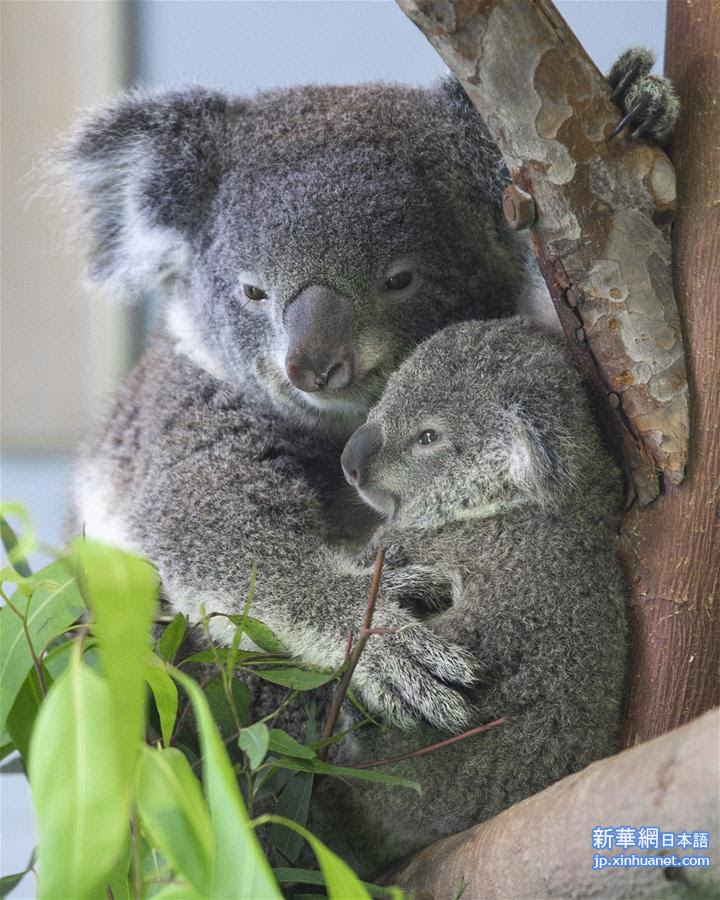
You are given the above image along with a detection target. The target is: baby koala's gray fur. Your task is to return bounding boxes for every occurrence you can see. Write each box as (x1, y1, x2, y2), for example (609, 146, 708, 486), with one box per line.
(312, 319, 628, 877)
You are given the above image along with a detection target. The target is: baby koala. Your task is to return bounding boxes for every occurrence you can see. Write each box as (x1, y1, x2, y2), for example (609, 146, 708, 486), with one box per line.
(312, 318, 628, 877)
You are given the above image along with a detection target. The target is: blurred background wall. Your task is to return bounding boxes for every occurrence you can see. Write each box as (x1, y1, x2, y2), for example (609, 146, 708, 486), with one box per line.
(1, 1, 669, 895)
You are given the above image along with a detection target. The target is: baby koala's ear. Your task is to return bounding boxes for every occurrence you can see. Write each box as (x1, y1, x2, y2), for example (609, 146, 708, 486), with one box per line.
(500, 382, 570, 509)
(58, 87, 230, 300)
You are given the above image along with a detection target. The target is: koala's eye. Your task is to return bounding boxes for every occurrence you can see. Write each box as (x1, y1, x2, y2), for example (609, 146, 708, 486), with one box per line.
(242, 284, 268, 302)
(385, 271, 413, 291)
(417, 429, 439, 446)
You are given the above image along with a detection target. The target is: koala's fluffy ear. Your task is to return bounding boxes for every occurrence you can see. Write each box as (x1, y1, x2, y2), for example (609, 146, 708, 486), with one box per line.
(60, 87, 229, 300)
(437, 77, 510, 206)
(501, 383, 571, 509)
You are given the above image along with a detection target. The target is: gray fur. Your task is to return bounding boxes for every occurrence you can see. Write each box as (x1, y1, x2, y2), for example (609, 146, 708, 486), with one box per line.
(67, 80, 528, 730)
(313, 319, 628, 876)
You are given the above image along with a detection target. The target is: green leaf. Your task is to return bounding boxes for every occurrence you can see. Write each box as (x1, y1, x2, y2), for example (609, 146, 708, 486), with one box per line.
(227, 616, 288, 654)
(203, 677, 251, 736)
(253, 667, 334, 690)
(0, 848, 35, 899)
(5, 665, 50, 763)
(0, 504, 37, 576)
(273, 868, 402, 900)
(0, 560, 85, 732)
(0, 870, 30, 898)
(145, 655, 179, 747)
(0, 741, 14, 763)
(74, 540, 158, 788)
(105, 834, 132, 900)
(238, 721, 270, 769)
(267, 757, 421, 794)
(268, 728, 316, 759)
(261, 816, 369, 900)
(0, 513, 32, 577)
(136, 746, 213, 893)
(171, 668, 281, 899)
(29, 654, 127, 899)
(43, 637, 97, 681)
(272, 772, 313, 863)
(158, 614, 187, 664)
(179, 648, 287, 666)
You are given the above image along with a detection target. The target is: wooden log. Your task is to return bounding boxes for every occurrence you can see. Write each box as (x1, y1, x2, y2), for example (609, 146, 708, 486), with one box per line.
(388, 709, 719, 899)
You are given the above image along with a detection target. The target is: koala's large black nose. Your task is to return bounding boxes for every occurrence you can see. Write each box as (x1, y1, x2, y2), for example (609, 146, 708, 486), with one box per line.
(285, 285, 356, 393)
(342, 423, 383, 486)
(286, 351, 355, 393)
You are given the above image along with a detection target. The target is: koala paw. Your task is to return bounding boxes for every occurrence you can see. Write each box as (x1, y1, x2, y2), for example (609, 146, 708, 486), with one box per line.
(383, 565, 454, 616)
(607, 47, 679, 143)
(352, 608, 477, 732)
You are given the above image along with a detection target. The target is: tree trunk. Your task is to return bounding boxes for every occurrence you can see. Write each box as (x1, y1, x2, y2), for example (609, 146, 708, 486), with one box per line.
(620, 0, 720, 745)
(388, 709, 719, 899)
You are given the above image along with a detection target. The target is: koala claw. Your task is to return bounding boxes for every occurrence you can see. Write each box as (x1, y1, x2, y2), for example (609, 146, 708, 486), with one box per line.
(353, 613, 478, 732)
(607, 47, 679, 143)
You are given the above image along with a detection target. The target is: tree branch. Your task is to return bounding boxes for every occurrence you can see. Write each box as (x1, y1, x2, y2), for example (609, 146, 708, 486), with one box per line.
(386, 708, 719, 898)
(397, 0, 689, 505)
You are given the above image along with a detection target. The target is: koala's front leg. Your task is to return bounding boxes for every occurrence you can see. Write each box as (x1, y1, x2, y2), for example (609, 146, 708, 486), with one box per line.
(129, 432, 477, 732)
(383, 565, 456, 616)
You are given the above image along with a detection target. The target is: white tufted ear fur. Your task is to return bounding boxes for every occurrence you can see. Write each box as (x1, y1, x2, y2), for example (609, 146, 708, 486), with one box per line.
(59, 87, 228, 302)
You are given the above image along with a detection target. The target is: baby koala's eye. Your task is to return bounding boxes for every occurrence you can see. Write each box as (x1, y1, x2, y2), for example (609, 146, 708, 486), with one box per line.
(242, 284, 268, 302)
(417, 429, 439, 446)
(385, 271, 413, 291)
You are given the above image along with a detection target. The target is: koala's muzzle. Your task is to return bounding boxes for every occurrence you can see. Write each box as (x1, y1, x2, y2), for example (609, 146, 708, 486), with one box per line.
(342, 423, 397, 517)
(285, 286, 356, 393)
(342, 422, 383, 486)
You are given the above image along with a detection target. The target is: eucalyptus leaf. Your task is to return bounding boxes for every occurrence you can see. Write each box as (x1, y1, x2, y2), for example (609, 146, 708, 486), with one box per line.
(136, 746, 213, 892)
(171, 669, 281, 899)
(238, 721, 270, 769)
(261, 816, 369, 900)
(145, 656, 179, 747)
(253, 668, 334, 690)
(268, 728, 316, 760)
(5, 665, 50, 763)
(0, 514, 32, 577)
(272, 771, 313, 863)
(267, 757, 421, 794)
(73, 540, 158, 789)
(158, 613, 187, 664)
(273, 868, 402, 899)
(0, 561, 85, 732)
(29, 656, 128, 899)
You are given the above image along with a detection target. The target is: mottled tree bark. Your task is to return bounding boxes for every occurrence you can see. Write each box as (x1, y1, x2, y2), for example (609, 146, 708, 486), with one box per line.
(387, 709, 719, 899)
(620, 0, 720, 745)
(398, 0, 690, 506)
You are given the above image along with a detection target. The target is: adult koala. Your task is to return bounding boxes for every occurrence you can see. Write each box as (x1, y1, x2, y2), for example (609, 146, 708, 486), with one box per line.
(64, 59, 674, 728)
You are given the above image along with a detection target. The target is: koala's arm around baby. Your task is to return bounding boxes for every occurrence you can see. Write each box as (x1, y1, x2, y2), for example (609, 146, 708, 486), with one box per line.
(114, 350, 476, 730)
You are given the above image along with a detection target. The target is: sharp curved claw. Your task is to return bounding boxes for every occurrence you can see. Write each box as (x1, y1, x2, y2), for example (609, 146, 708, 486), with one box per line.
(607, 96, 650, 142)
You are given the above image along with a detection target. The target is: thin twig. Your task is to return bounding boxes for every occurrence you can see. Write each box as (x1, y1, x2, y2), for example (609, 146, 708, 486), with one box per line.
(349, 717, 505, 769)
(318, 545, 386, 762)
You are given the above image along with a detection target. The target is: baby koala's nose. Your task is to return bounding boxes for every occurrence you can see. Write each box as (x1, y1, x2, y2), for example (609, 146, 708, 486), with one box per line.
(341, 422, 383, 487)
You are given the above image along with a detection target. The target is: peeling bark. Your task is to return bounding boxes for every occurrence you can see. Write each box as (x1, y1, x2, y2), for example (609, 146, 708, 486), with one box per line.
(387, 709, 719, 899)
(398, 0, 689, 504)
